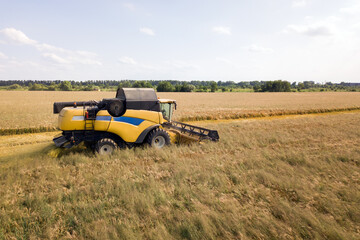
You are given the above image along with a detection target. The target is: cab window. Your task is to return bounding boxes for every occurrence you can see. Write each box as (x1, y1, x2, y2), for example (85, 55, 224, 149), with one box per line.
(160, 103, 172, 121)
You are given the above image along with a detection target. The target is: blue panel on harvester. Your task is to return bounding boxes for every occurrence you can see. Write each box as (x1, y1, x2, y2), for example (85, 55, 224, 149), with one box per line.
(113, 116, 144, 126)
(96, 116, 112, 121)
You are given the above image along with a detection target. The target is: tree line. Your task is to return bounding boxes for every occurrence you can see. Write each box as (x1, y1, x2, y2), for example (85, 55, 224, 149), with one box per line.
(1, 80, 359, 92)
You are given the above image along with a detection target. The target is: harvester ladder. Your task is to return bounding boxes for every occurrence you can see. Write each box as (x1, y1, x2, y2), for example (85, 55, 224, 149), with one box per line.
(84, 107, 96, 131)
(85, 119, 94, 131)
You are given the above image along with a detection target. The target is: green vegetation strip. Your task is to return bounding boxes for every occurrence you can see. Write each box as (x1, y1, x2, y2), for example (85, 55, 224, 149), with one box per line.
(2, 79, 360, 92)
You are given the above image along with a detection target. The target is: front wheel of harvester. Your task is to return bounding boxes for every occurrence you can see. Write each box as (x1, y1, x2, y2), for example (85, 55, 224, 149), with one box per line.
(147, 128, 171, 149)
(95, 138, 118, 155)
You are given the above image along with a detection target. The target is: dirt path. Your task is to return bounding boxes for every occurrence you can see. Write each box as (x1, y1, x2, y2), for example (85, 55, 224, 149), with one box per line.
(1, 110, 359, 159)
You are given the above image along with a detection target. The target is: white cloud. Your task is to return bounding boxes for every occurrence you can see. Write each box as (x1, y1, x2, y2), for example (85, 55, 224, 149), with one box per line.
(0, 52, 7, 59)
(352, 22, 360, 30)
(245, 44, 274, 53)
(140, 27, 155, 36)
(292, 0, 307, 8)
(118, 56, 137, 65)
(3, 60, 40, 67)
(69, 56, 102, 66)
(0, 27, 102, 66)
(285, 15, 345, 39)
(304, 16, 314, 21)
(167, 60, 199, 70)
(285, 24, 332, 37)
(0, 28, 37, 45)
(36, 43, 67, 53)
(340, 4, 360, 14)
(216, 57, 233, 64)
(43, 53, 69, 64)
(76, 50, 98, 57)
(212, 26, 232, 35)
(123, 3, 135, 11)
(327, 16, 342, 23)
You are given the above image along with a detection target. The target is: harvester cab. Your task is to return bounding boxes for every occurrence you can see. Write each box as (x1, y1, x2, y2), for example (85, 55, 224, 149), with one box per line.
(159, 99, 176, 122)
(53, 88, 219, 154)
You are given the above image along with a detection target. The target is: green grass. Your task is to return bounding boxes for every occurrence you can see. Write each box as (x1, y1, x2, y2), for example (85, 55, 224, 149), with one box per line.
(0, 113, 359, 239)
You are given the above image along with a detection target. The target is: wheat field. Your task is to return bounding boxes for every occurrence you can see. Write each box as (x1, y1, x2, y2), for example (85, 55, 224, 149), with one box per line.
(0, 112, 359, 239)
(0, 91, 360, 129)
(0, 91, 359, 239)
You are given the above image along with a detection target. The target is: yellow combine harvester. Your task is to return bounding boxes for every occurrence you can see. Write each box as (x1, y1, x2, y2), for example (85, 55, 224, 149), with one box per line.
(53, 88, 219, 154)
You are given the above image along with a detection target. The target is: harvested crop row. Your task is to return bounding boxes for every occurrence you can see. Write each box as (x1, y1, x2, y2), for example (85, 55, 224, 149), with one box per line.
(179, 107, 360, 122)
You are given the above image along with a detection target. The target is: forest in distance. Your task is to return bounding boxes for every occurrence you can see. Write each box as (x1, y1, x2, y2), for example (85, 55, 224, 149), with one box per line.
(1, 79, 360, 92)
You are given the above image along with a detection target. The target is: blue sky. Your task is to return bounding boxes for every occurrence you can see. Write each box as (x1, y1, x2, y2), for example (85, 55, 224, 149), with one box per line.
(0, 0, 359, 82)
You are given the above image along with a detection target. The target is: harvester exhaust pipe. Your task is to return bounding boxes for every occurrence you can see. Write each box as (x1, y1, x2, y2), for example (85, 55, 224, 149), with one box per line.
(53, 101, 98, 114)
(53, 99, 126, 117)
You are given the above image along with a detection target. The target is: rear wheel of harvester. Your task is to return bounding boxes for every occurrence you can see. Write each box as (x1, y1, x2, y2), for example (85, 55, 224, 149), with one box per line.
(95, 138, 118, 155)
(147, 128, 171, 149)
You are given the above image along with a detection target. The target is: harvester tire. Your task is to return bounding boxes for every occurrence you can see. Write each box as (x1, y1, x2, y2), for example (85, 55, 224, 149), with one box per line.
(95, 138, 118, 155)
(147, 128, 170, 149)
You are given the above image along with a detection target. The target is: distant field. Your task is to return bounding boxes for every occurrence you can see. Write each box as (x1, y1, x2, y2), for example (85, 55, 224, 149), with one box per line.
(162, 92, 360, 121)
(1, 91, 360, 129)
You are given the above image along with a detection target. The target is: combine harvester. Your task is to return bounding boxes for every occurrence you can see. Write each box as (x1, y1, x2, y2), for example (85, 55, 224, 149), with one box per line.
(53, 88, 219, 154)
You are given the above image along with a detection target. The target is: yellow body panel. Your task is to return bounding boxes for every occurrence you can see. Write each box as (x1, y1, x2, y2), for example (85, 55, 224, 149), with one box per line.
(58, 107, 167, 143)
(107, 110, 164, 142)
(59, 109, 111, 131)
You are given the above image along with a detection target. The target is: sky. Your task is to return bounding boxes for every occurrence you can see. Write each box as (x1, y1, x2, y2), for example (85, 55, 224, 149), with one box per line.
(0, 0, 360, 83)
